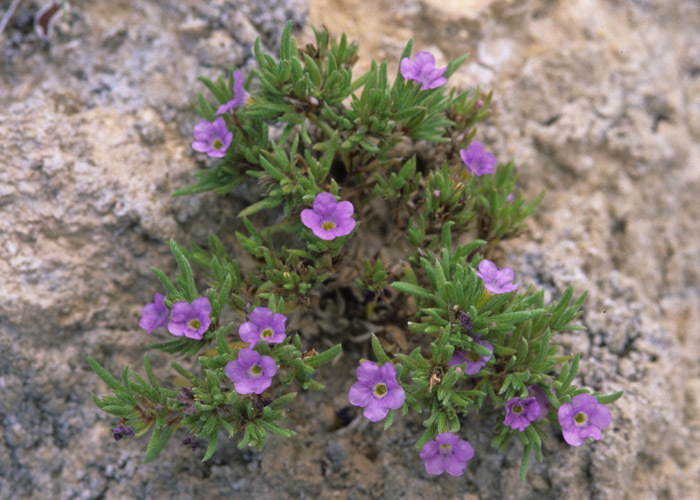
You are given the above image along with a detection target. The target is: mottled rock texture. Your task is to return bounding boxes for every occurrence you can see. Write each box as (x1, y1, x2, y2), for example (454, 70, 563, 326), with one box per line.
(1, 0, 699, 499)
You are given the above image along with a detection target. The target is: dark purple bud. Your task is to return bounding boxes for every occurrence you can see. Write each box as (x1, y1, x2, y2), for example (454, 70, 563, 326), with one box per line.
(255, 397, 273, 410)
(177, 387, 197, 415)
(180, 435, 200, 451)
(460, 312, 473, 332)
(112, 424, 135, 441)
(176, 387, 195, 404)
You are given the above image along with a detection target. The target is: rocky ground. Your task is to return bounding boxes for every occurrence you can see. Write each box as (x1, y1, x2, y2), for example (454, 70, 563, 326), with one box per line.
(1, 0, 699, 499)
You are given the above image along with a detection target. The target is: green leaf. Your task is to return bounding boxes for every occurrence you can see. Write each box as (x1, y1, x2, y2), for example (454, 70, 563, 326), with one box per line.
(271, 392, 297, 409)
(169, 240, 198, 301)
(596, 390, 623, 404)
(197, 75, 227, 104)
(144, 417, 172, 463)
(371, 334, 391, 365)
(88, 357, 123, 392)
(390, 281, 434, 301)
(143, 354, 159, 390)
(520, 439, 534, 483)
(237, 197, 282, 218)
(149, 267, 179, 298)
(304, 344, 342, 368)
(259, 420, 296, 438)
(202, 430, 219, 461)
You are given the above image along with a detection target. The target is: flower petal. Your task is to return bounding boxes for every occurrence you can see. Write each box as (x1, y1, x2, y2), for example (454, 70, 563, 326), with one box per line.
(237, 347, 260, 368)
(445, 458, 467, 477)
(362, 400, 389, 422)
(239, 321, 260, 345)
(233, 378, 255, 395)
(562, 428, 585, 446)
(400, 58, 418, 79)
(259, 355, 278, 377)
(436, 432, 459, 447)
(477, 259, 497, 278)
(216, 100, 236, 115)
(193, 120, 214, 141)
(453, 440, 475, 462)
(300, 208, 321, 232)
(588, 404, 612, 430)
(191, 140, 210, 153)
(423, 455, 445, 475)
(419, 440, 439, 460)
(168, 321, 189, 337)
(579, 425, 602, 441)
(425, 76, 447, 90)
(348, 382, 372, 407)
(464, 360, 486, 375)
(313, 192, 337, 213)
(334, 200, 354, 218)
(414, 51, 436, 67)
(379, 362, 398, 381)
(558, 403, 577, 431)
(169, 301, 192, 322)
(356, 361, 380, 383)
(383, 385, 405, 409)
(224, 360, 246, 382)
(331, 217, 356, 238)
(271, 313, 287, 334)
(183, 326, 204, 340)
(246, 376, 272, 394)
(192, 297, 212, 315)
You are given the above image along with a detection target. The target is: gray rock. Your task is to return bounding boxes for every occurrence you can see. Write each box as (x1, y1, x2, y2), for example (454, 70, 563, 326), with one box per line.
(1, 0, 699, 499)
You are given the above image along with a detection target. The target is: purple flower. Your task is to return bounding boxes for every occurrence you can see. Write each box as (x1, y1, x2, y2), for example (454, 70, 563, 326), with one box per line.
(224, 348, 277, 395)
(419, 432, 474, 476)
(239, 307, 286, 347)
(192, 117, 233, 158)
(558, 394, 611, 446)
(112, 424, 135, 441)
(168, 297, 212, 340)
(300, 192, 356, 241)
(504, 396, 541, 432)
(348, 361, 405, 422)
(139, 292, 168, 333)
(448, 340, 493, 375)
(528, 385, 551, 421)
(476, 259, 519, 294)
(216, 70, 248, 115)
(460, 141, 497, 176)
(400, 51, 447, 90)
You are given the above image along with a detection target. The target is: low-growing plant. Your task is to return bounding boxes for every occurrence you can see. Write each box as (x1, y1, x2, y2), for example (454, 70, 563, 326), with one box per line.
(90, 22, 622, 480)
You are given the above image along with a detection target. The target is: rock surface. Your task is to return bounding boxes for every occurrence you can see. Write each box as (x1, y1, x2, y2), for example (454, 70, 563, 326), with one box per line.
(1, 0, 699, 499)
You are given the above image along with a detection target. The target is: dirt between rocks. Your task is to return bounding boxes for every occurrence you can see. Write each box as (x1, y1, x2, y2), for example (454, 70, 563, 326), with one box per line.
(1, 0, 699, 499)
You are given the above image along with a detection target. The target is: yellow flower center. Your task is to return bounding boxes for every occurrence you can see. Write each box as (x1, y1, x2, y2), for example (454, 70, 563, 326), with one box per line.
(512, 404, 523, 414)
(250, 364, 262, 376)
(322, 220, 336, 230)
(373, 383, 387, 398)
(188, 319, 201, 329)
(261, 328, 273, 338)
(212, 138, 223, 149)
(439, 443, 453, 455)
(574, 412, 587, 425)
(467, 351, 481, 362)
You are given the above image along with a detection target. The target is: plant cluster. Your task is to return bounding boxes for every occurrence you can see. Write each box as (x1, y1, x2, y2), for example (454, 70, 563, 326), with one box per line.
(89, 22, 621, 480)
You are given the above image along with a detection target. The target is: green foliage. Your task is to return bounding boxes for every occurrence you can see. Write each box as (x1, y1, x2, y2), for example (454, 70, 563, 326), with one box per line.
(88, 21, 621, 481)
